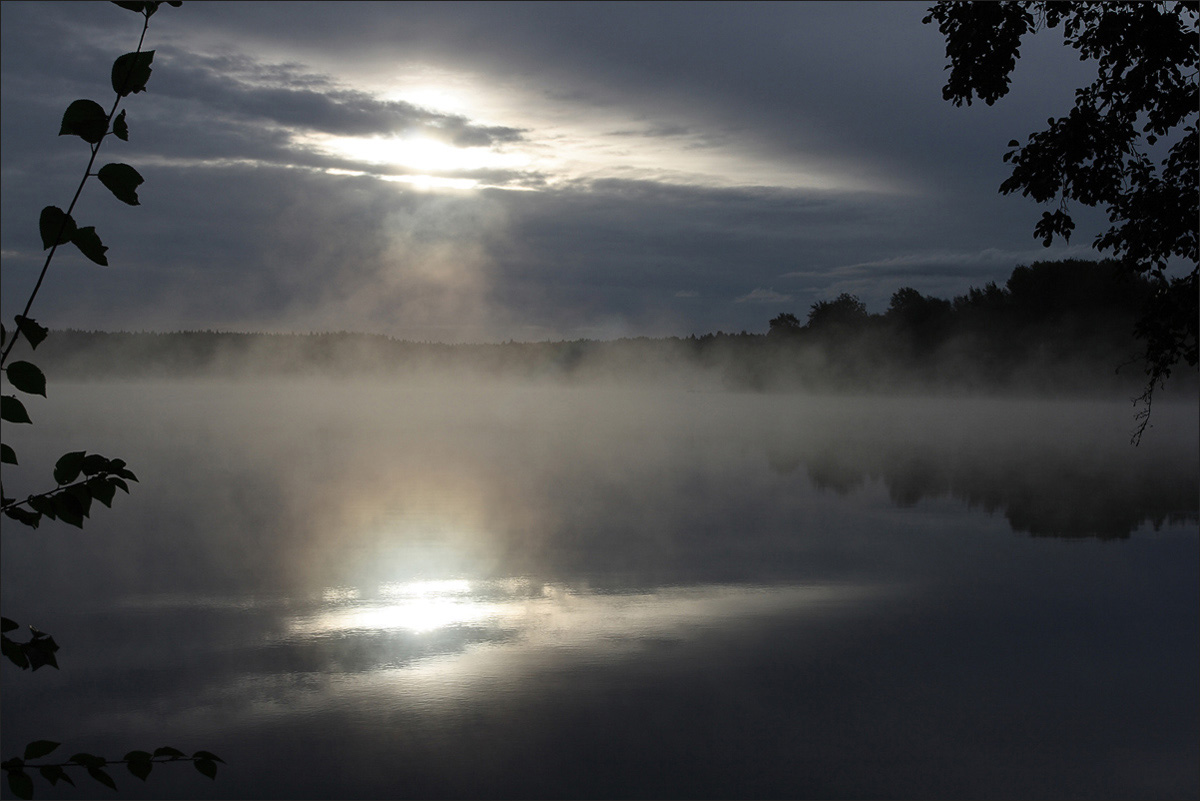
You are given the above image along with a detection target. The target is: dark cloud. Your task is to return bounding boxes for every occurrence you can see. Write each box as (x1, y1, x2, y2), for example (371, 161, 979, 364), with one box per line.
(0, 1, 1114, 341)
(161, 51, 525, 145)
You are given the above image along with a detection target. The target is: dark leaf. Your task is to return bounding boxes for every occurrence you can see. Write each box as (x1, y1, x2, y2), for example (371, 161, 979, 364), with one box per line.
(1, 444, 16, 465)
(70, 227, 109, 266)
(110, 476, 130, 494)
(192, 751, 224, 764)
(52, 492, 84, 528)
(23, 741, 60, 761)
(2, 395, 32, 424)
(87, 476, 117, 508)
(14, 316, 49, 350)
(6, 770, 33, 801)
(0, 618, 17, 633)
(38, 206, 77, 250)
(2, 635, 31, 669)
(97, 163, 143, 206)
(25, 636, 60, 671)
(87, 766, 117, 791)
(152, 746, 185, 760)
(1, 395, 32, 424)
(40, 765, 74, 787)
(112, 1, 151, 11)
(29, 495, 57, 519)
(124, 752, 152, 782)
(194, 758, 218, 780)
(6, 361, 47, 397)
(112, 109, 129, 141)
(111, 51, 154, 96)
(3, 507, 41, 528)
(65, 484, 93, 519)
(58, 99, 108, 143)
(54, 451, 87, 485)
(80, 454, 109, 475)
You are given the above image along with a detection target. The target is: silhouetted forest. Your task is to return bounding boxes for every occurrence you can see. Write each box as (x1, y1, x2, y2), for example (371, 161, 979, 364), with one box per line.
(31, 259, 1198, 394)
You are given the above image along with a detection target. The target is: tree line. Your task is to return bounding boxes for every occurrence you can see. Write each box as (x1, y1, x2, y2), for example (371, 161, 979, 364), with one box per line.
(764, 258, 1158, 386)
(27, 259, 1193, 398)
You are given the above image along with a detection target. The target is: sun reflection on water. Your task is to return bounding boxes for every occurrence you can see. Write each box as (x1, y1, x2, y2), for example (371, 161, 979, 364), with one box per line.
(224, 579, 896, 719)
(380, 579, 472, 598)
(297, 578, 518, 635)
(289, 577, 885, 647)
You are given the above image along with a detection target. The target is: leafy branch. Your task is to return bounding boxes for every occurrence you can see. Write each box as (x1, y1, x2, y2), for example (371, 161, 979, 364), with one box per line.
(0, 1, 174, 368)
(0, 3, 222, 798)
(2, 742, 223, 800)
(0, 0, 170, 477)
(1, 451, 138, 529)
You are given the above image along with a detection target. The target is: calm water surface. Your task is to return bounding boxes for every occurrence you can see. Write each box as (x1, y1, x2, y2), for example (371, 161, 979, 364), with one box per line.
(2, 379, 1197, 799)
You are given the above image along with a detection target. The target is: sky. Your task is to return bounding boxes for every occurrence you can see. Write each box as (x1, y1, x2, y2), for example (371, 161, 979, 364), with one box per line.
(0, 0, 1109, 343)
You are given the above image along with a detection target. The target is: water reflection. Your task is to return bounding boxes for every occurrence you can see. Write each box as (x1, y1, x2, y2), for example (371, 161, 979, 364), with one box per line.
(764, 401, 1198, 539)
(298, 580, 504, 636)
(1, 382, 1196, 798)
(53, 578, 892, 730)
(276, 579, 883, 682)
(3, 384, 1195, 611)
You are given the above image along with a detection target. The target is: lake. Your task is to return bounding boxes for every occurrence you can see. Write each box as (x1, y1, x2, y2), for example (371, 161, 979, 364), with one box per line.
(2, 379, 1197, 799)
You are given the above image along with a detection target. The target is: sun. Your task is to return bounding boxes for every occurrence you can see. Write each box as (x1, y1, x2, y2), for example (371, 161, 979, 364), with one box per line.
(305, 133, 529, 189)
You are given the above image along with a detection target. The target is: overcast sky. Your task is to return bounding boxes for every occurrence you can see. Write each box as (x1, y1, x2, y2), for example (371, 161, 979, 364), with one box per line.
(1, 1, 1107, 342)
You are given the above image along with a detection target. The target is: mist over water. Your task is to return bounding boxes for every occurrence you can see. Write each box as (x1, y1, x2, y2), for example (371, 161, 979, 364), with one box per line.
(2, 374, 1196, 799)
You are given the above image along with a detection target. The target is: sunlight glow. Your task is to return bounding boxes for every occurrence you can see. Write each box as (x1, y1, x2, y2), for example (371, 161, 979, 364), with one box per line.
(298, 67, 905, 194)
(308, 134, 529, 174)
(322, 166, 479, 190)
(379, 67, 496, 118)
(382, 173, 480, 191)
(387, 84, 476, 117)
